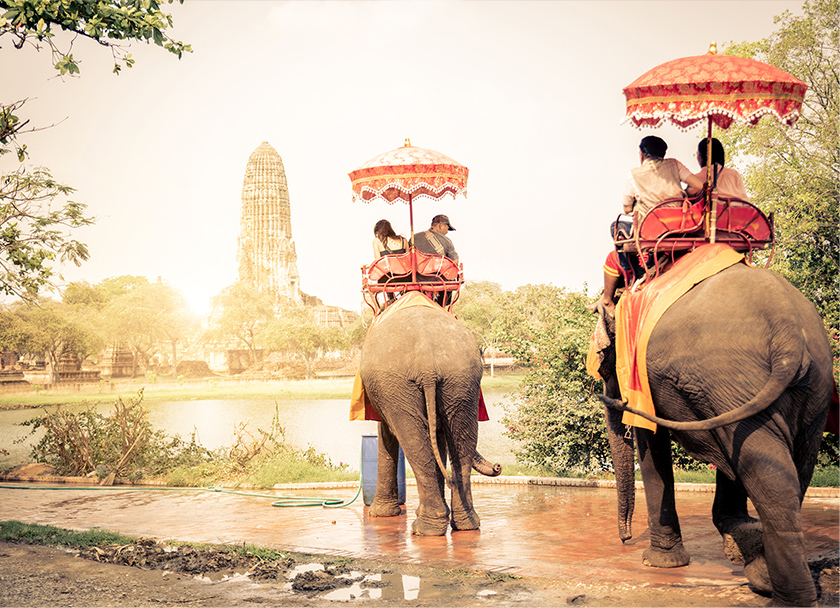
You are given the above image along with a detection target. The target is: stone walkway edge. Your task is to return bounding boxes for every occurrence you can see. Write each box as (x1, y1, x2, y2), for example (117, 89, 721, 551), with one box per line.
(1, 473, 837, 498)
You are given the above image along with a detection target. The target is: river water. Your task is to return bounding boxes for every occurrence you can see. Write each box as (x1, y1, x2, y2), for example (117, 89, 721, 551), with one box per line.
(0, 389, 519, 471)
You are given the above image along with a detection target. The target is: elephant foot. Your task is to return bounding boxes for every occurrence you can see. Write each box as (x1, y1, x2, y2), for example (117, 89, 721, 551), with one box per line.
(369, 498, 402, 518)
(411, 516, 449, 536)
(451, 509, 480, 532)
(720, 517, 763, 565)
(642, 542, 690, 568)
(743, 553, 773, 596)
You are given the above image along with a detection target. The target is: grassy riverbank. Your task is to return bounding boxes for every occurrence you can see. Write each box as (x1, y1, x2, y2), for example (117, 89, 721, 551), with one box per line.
(0, 371, 528, 411)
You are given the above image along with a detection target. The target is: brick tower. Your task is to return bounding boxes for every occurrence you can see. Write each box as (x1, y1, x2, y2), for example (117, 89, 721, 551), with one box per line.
(236, 141, 302, 304)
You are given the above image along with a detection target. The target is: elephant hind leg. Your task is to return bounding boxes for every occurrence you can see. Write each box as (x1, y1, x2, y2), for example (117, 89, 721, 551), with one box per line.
(411, 421, 451, 536)
(740, 448, 817, 606)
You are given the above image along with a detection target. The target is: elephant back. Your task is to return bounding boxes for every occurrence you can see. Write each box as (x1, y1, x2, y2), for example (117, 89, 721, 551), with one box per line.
(361, 304, 482, 378)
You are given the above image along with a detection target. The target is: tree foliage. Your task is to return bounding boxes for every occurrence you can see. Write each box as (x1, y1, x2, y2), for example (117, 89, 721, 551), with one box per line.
(204, 282, 275, 366)
(1, 0, 190, 298)
(452, 280, 505, 373)
(6, 297, 103, 383)
(721, 0, 839, 366)
(0, 168, 92, 298)
(493, 284, 614, 474)
(260, 306, 346, 379)
(100, 276, 196, 374)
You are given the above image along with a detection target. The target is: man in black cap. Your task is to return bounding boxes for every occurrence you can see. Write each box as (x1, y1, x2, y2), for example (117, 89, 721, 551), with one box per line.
(412, 214, 458, 263)
(411, 214, 459, 306)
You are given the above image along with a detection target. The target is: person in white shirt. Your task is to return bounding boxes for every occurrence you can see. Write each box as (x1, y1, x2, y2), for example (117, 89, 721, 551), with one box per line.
(693, 138, 750, 201)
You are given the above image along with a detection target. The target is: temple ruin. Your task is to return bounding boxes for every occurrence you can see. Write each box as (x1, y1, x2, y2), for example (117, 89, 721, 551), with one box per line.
(237, 141, 303, 305)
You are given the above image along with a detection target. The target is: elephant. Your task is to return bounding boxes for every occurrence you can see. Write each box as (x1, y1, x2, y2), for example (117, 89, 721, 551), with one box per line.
(360, 299, 500, 536)
(594, 262, 833, 607)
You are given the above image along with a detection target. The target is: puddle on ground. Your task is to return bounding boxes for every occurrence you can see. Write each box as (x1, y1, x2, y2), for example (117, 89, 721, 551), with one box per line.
(322, 573, 422, 602)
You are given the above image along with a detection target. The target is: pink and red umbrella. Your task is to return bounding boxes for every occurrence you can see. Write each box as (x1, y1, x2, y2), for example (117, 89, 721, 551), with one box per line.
(349, 139, 468, 238)
(623, 46, 807, 131)
(622, 44, 808, 241)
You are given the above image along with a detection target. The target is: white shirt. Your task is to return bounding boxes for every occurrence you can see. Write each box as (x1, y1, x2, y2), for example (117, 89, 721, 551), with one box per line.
(693, 165, 750, 201)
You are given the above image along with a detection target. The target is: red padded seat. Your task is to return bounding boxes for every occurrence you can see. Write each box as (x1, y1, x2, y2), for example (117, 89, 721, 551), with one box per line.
(627, 194, 773, 254)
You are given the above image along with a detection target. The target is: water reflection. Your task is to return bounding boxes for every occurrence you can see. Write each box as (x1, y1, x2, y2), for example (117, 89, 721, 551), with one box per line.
(0, 391, 518, 470)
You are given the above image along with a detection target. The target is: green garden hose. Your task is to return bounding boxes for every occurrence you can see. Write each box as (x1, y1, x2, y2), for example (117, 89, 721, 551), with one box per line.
(0, 472, 362, 509)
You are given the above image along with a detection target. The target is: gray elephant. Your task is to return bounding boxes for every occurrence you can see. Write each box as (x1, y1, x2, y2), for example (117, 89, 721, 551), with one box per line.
(360, 300, 500, 536)
(595, 262, 833, 607)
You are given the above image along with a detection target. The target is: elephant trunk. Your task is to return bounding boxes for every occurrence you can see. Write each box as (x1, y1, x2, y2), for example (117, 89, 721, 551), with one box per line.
(472, 452, 502, 477)
(423, 382, 453, 488)
(604, 396, 635, 542)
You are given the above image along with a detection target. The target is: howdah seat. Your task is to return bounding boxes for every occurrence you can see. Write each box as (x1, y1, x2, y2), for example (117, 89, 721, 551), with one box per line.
(362, 249, 463, 314)
(614, 190, 774, 267)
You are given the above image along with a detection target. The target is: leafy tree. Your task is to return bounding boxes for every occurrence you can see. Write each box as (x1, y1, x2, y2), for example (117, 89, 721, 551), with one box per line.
(496, 284, 614, 474)
(261, 306, 347, 380)
(10, 298, 103, 384)
(0, 167, 92, 299)
(101, 277, 195, 376)
(1, 0, 190, 298)
(346, 308, 373, 352)
(721, 0, 839, 368)
(1, 0, 191, 153)
(205, 282, 275, 367)
(452, 280, 504, 376)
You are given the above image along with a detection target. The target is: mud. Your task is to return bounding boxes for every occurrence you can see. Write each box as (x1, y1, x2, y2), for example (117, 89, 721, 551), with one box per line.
(0, 538, 837, 607)
(0, 480, 837, 606)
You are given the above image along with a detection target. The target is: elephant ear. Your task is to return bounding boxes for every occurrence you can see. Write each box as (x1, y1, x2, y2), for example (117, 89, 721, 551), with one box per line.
(595, 304, 617, 382)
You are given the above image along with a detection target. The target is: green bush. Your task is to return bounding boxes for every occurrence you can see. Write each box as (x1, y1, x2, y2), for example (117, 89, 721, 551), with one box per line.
(16, 390, 214, 478)
(498, 285, 613, 474)
(811, 466, 839, 487)
(14, 394, 354, 487)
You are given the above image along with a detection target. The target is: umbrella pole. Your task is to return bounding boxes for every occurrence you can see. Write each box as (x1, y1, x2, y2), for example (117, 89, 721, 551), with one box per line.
(409, 194, 417, 283)
(707, 117, 716, 243)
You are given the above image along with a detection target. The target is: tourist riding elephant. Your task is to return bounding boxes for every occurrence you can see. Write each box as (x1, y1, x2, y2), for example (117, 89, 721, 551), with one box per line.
(595, 262, 833, 607)
(360, 299, 500, 536)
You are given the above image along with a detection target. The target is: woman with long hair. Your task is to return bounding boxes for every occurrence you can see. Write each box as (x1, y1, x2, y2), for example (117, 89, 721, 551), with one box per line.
(372, 219, 408, 258)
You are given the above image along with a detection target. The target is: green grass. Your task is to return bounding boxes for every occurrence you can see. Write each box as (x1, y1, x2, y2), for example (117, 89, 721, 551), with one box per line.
(158, 446, 360, 489)
(811, 466, 839, 487)
(480, 370, 526, 391)
(248, 455, 358, 487)
(0, 370, 525, 411)
(0, 520, 136, 548)
(0, 377, 358, 410)
(0, 520, 295, 563)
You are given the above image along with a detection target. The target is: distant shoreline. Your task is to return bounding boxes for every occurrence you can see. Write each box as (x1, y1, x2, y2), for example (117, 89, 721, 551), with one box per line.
(0, 371, 526, 412)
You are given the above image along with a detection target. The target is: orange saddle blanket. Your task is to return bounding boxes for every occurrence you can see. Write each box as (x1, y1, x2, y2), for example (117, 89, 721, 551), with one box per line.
(613, 243, 745, 431)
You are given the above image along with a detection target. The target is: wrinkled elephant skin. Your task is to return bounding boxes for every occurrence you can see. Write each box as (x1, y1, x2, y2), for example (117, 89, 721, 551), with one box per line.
(360, 303, 483, 536)
(599, 263, 833, 607)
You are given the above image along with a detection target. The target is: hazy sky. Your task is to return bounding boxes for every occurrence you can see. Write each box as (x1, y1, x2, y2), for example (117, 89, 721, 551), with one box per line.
(3, 0, 802, 313)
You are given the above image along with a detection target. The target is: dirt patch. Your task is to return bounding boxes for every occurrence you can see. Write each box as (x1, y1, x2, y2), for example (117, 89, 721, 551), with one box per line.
(0, 539, 837, 607)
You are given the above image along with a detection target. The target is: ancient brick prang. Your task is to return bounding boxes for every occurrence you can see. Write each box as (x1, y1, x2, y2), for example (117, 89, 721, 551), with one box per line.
(237, 141, 302, 304)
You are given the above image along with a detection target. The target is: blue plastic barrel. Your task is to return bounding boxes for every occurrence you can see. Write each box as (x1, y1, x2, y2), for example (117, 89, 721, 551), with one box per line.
(361, 434, 406, 506)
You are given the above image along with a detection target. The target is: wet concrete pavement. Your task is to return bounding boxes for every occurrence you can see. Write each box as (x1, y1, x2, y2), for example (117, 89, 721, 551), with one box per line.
(0, 480, 837, 604)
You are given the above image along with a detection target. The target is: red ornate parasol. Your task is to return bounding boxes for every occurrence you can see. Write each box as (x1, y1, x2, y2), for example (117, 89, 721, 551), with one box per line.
(349, 139, 468, 240)
(622, 43, 807, 241)
(623, 44, 808, 131)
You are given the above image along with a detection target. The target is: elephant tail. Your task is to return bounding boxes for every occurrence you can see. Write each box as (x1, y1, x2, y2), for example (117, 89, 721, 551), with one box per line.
(472, 452, 502, 476)
(424, 382, 453, 488)
(597, 348, 802, 431)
